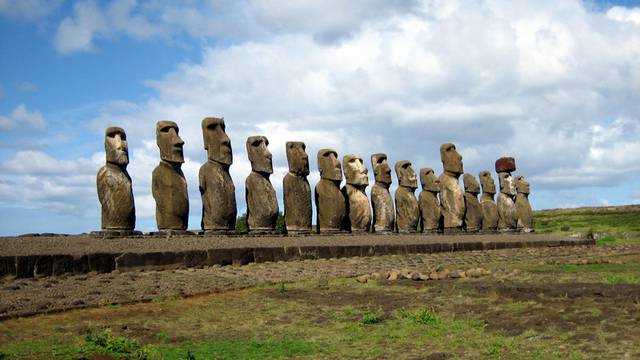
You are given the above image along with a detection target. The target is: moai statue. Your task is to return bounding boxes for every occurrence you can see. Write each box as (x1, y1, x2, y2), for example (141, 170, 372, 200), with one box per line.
(479, 171, 499, 232)
(515, 175, 534, 232)
(315, 148, 346, 233)
(438, 143, 465, 234)
(463, 173, 483, 233)
(395, 160, 419, 233)
(418, 168, 441, 234)
(370, 153, 394, 233)
(283, 141, 312, 234)
(199, 117, 237, 234)
(96, 127, 136, 235)
(245, 136, 278, 233)
(152, 121, 189, 232)
(342, 154, 372, 233)
(496, 157, 518, 232)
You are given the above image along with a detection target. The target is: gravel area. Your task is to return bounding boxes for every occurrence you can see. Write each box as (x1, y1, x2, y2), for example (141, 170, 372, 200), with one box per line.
(1, 243, 637, 319)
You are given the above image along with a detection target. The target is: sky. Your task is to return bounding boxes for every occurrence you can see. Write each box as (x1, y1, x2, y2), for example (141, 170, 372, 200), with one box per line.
(0, 0, 639, 236)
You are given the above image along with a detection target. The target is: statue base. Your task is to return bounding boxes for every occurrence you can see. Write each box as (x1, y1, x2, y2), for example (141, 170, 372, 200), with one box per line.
(285, 228, 312, 236)
(92, 230, 143, 237)
(248, 228, 277, 235)
(443, 227, 464, 235)
(422, 229, 441, 235)
(150, 229, 195, 236)
(203, 229, 236, 236)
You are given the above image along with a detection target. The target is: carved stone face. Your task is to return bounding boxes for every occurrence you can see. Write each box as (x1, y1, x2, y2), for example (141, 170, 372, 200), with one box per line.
(156, 121, 184, 164)
(371, 153, 392, 185)
(105, 126, 128, 166)
(420, 168, 440, 192)
(440, 143, 463, 175)
(343, 154, 369, 186)
(395, 160, 417, 189)
(317, 148, 342, 181)
(515, 175, 530, 194)
(479, 171, 496, 194)
(202, 117, 232, 165)
(286, 141, 309, 176)
(463, 173, 480, 194)
(499, 172, 516, 196)
(246, 135, 273, 174)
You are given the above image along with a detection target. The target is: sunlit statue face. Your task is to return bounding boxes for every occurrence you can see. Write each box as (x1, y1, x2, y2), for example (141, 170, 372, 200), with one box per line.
(318, 148, 342, 181)
(286, 141, 309, 176)
(479, 171, 496, 195)
(105, 126, 129, 166)
(246, 135, 273, 174)
(463, 173, 480, 194)
(395, 160, 417, 189)
(499, 172, 516, 196)
(440, 143, 463, 176)
(371, 153, 392, 185)
(515, 175, 530, 195)
(202, 117, 232, 165)
(156, 121, 184, 164)
(343, 154, 369, 186)
(420, 168, 440, 192)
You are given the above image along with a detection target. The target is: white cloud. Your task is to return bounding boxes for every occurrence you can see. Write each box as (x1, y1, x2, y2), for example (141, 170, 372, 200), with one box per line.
(607, 6, 640, 25)
(0, 104, 47, 132)
(0, 0, 62, 21)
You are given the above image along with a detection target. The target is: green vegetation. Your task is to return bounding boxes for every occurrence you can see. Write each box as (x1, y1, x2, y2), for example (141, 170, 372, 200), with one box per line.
(235, 212, 286, 234)
(534, 205, 640, 245)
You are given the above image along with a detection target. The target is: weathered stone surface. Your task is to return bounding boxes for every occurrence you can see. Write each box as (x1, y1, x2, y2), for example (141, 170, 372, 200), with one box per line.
(497, 171, 518, 232)
(245, 136, 278, 233)
(463, 173, 483, 233)
(97, 127, 135, 231)
(283, 141, 312, 234)
(370, 153, 394, 233)
(439, 143, 465, 232)
(199, 117, 236, 233)
(495, 156, 516, 173)
(479, 171, 499, 232)
(515, 175, 534, 232)
(315, 149, 347, 233)
(152, 121, 188, 231)
(395, 160, 419, 233)
(342, 154, 371, 233)
(418, 168, 441, 233)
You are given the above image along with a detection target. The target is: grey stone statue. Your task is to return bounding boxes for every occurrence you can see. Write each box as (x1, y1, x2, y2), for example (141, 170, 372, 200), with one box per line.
(199, 117, 236, 234)
(283, 141, 312, 234)
(370, 153, 394, 233)
(438, 143, 465, 233)
(496, 157, 517, 232)
(395, 160, 419, 233)
(342, 154, 371, 233)
(245, 136, 278, 233)
(152, 121, 189, 232)
(418, 168, 441, 234)
(315, 148, 347, 233)
(97, 126, 136, 234)
(479, 170, 498, 232)
(463, 173, 483, 233)
(515, 175, 534, 232)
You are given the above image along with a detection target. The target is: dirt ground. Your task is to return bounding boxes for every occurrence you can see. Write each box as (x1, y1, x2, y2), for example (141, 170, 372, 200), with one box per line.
(1, 243, 637, 320)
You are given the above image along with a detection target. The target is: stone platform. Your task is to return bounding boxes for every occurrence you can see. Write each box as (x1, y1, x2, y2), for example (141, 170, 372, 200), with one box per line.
(0, 233, 593, 278)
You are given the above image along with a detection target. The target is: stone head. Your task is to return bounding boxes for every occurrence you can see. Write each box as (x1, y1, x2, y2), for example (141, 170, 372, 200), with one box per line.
(420, 168, 440, 192)
(463, 173, 480, 194)
(343, 154, 369, 186)
(515, 175, 530, 195)
(498, 172, 516, 196)
(202, 117, 232, 165)
(495, 156, 516, 174)
(246, 135, 272, 174)
(440, 143, 463, 176)
(105, 126, 129, 166)
(286, 141, 309, 176)
(395, 160, 417, 189)
(317, 148, 342, 181)
(479, 171, 496, 195)
(156, 121, 184, 164)
(371, 153, 392, 185)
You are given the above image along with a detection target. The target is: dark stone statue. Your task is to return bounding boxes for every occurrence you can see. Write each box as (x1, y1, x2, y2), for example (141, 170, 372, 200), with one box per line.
(479, 170, 498, 232)
(342, 154, 371, 233)
(463, 173, 483, 233)
(438, 143, 465, 233)
(418, 168, 441, 234)
(370, 153, 394, 233)
(283, 141, 312, 234)
(245, 136, 278, 233)
(315, 148, 346, 233)
(395, 160, 419, 233)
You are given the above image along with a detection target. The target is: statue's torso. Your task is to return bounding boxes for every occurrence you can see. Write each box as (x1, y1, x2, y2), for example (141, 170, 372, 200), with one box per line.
(371, 184, 394, 232)
(97, 165, 135, 230)
(315, 178, 346, 231)
(343, 184, 371, 232)
(480, 194, 498, 231)
(152, 162, 189, 230)
(199, 161, 236, 231)
(283, 173, 312, 232)
(439, 173, 465, 229)
(464, 192, 483, 232)
(497, 192, 517, 230)
(419, 190, 440, 231)
(246, 171, 278, 230)
(395, 186, 419, 233)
